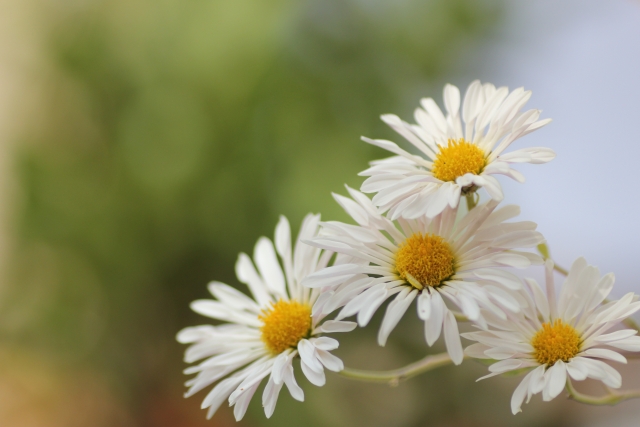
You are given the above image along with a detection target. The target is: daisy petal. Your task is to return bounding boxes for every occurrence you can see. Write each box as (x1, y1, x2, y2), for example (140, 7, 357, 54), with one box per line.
(443, 310, 464, 365)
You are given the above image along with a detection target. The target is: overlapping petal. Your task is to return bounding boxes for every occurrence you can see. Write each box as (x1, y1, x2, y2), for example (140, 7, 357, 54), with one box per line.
(464, 258, 640, 414)
(178, 214, 356, 420)
(360, 81, 554, 219)
(302, 187, 544, 364)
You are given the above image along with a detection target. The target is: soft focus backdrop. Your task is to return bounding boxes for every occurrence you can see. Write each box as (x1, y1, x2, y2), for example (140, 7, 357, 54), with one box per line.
(0, 1, 639, 426)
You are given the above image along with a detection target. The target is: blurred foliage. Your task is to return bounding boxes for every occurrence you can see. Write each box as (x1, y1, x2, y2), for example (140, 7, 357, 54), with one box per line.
(0, 0, 576, 426)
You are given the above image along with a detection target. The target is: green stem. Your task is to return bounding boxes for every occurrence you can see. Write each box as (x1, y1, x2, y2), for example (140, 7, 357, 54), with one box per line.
(536, 243, 569, 276)
(553, 263, 569, 276)
(566, 379, 640, 405)
(451, 310, 469, 322)
(338, 352, 457, 386)
(465, 193, 477, 211)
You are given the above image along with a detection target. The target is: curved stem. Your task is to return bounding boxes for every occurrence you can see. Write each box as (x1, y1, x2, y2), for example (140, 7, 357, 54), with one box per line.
(553, 263, 569, 276)
(536, 244, 569, 276)
(465, 193, 477, 211)
(338, 352, 457, 386)
(566, 379, 640, 405)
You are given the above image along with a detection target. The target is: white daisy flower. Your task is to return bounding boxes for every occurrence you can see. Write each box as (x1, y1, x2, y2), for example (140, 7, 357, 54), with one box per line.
(177, 214, 357, 421)
(464, 258, 640, 414)
(360, 80, 554, 219)
(302, 186, 545, 365)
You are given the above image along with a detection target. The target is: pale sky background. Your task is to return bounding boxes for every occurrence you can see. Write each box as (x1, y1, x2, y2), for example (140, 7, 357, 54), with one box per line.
(461, 0, 640, 299)
(473, 3, 640, 424)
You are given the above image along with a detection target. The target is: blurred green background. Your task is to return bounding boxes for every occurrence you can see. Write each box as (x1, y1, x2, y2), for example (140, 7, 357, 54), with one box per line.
(0, 0, 587, 426)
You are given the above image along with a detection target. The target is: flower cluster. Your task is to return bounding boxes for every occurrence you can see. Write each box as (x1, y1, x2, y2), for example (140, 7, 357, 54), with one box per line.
(178, 81, 640, 420)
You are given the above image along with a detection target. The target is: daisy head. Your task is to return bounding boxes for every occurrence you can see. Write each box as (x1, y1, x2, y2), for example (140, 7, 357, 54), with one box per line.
(359, 80, 554, 219)
(177, 214, 356, 421)
(302, 186, 545, 365)
(464, 258, 640, 414)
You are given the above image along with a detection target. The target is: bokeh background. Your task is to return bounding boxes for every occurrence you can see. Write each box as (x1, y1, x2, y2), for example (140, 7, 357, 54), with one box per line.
(0, 0, 639, 426)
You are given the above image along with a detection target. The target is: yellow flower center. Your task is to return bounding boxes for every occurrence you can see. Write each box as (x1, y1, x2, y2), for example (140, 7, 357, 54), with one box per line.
(395, 233, 455, 290)
(432, 138, 486, 182)
(259, 299, 312, 355)
(531, 319, 581, 366)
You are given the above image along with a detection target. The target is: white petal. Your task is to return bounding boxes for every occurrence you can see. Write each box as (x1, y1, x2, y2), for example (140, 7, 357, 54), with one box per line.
(417, 291, 431, 320)
(316, 348, 344, 372)
(476, 86, 509, 130)
(566, 359, 589, 381)
(311, 336, 340, 351)
(254, 237, 287, 296)
(271, 352, 290, 385)
(208, 281, 260, 312)
(361, 137, 428, 167)
(462, 80, 483, 123)
(190, 300, 261, 327)
(378, 288, 417, 346)
(201, 376, 243, 418)
(524, 277, 550, 320)
(293, 213, 322, 284)
(316, 320, 357, 333)
(474, 269, 522, 290)
(511, 369, 534, 414)
(457, 293, 481, 321)
(488, 358, 524, 374)
(420, 97, 448, 133)
(465, 343, 491, 359)
(177, 325, 215, 344)
(425, 291, 445, 346)
(381, 114, 437, 158)
(229, 362, 272, 404)
(301, 359, 326, 386)
(491, 253, 531, 268)
(484, 347, 518, 360)
(262, 376, 284, 418)
(346, 185, 384, 219)
(233, 382, 260, 421)
(584, 273, 615, 312)
(235, 253, 271, 306)
(583, 348, 627, 364)
(579, 357, 622, 388)
(426, 185, 453, 218)
(606, 336, 640, 351)
(356, 286, 391, 327)
(500, 147, 555, 164)
(302, 264, 360, 289)
(283, 363, 304, 401)
(443, 309, 464, 365)
(443, 83, 461, 117)
(529, 365, 547, 394)
(478, 174, 503, 201)
(333, 193, 372, 226)
(595, 329, 638, 343)
(483, 285, 522, 313)
(544, 361, 566, 401)
(298, 339, 323, 373)
(492, 230, 544, 249)
(275, 215, 292, 259)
